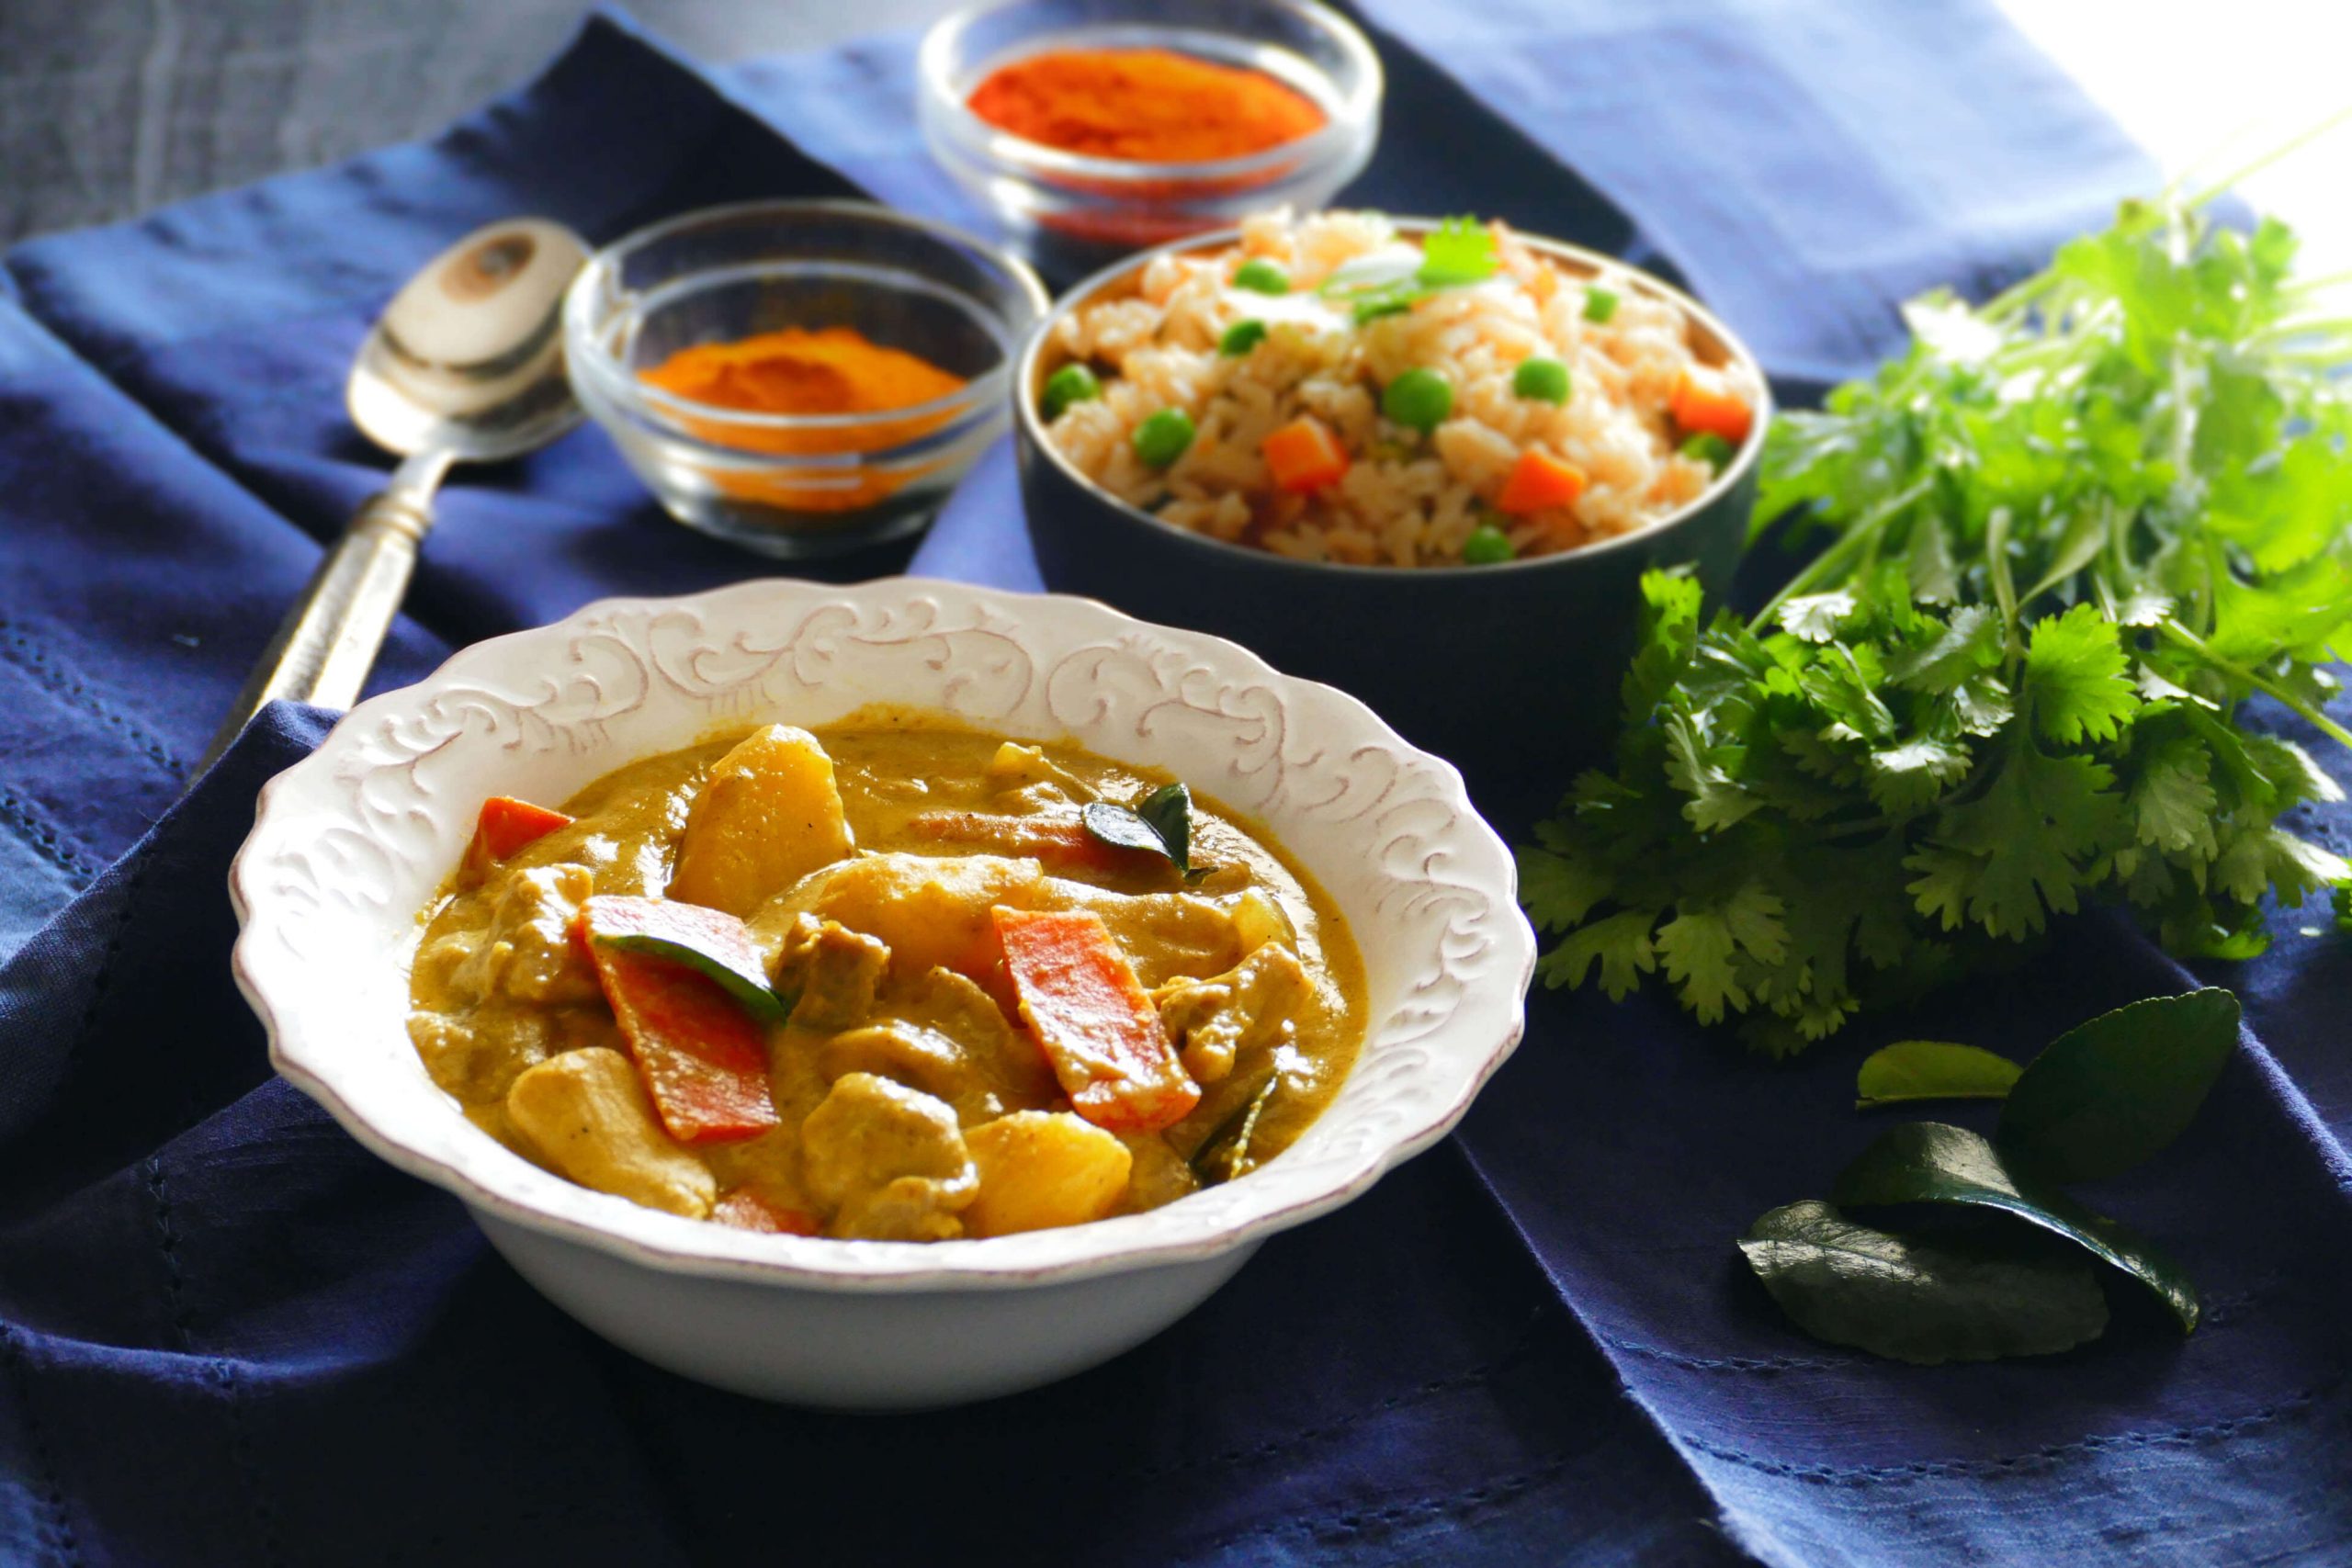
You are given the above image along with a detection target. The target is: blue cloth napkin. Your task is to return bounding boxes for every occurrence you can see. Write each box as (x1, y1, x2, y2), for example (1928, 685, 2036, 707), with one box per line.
(9, 7, 2350, 1566)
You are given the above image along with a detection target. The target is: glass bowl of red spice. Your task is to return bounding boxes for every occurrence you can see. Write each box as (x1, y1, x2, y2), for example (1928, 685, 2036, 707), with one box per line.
(564, 199, 1049, 558)
(917, 0, 1381, 279)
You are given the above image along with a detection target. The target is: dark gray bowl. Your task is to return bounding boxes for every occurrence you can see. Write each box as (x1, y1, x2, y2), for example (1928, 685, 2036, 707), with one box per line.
(1014, 221, 1767, 802)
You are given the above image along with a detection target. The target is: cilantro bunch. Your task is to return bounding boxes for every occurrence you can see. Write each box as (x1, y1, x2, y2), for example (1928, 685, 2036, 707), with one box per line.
(1521, 197, 2352, 1054)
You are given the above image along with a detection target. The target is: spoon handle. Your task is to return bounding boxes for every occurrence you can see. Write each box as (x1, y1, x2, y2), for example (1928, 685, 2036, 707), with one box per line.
(193, 452, 450, 779)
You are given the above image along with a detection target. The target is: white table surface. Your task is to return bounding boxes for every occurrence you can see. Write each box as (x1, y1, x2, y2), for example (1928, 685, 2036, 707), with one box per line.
(1997, 0, 2352, 276)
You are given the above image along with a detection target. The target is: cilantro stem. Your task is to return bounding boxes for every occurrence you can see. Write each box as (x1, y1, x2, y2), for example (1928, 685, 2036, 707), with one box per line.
(2000, 333, 2097, 369)
(2166, 353, 2200, 484)
(1984, 506, 2021, 650)
(2252, 315, 2352, 344)
(2157, 622, 2352, 750)
(2198, 537, 2222, 639)
(2187, 101, 2352, 209)
(1753, 478, 1933, 631)
(1811, 814, 1901, 842)
(2287, 266, 2352, 300)
(2269, 345, 2352, 365)
(1980, 271, 2061, 325)
(2265, 321, 2352, 355)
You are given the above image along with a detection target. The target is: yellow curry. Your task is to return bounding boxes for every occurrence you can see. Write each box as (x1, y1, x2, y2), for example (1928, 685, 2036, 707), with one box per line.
(406, 714, 1365, 1242)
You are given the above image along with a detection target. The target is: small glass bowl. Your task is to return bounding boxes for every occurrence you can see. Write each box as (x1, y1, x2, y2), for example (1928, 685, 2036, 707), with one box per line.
(565, 199, 1048, 558)
(917, 0, 1382, 279)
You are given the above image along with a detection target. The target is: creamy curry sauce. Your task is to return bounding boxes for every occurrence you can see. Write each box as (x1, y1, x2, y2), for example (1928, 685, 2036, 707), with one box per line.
(405, 712, 1365, 1242)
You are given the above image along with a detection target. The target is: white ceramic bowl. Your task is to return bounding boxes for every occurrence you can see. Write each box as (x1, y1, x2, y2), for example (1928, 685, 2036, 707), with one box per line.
(229, 579, 1532, 1409)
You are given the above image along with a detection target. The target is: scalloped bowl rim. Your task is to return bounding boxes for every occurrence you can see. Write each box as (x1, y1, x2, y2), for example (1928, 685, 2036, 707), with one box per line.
(230, 577, 1532, 1293)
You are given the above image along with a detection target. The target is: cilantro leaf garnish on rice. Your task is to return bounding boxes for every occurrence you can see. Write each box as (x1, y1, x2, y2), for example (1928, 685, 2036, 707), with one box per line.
(1323, 216, 1500, 323)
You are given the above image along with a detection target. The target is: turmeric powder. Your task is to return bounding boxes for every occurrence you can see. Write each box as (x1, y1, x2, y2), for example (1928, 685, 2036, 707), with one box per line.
(966, 48, 1326, 164)
(642, 327, 964, 421)
(639, 327, 967, 513)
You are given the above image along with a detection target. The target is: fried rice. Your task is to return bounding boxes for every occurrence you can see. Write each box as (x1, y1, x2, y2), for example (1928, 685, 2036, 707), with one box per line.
(1039, 209, 1760, 568)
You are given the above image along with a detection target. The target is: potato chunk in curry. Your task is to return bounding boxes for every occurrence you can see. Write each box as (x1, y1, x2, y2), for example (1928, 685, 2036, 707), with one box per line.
(506, 1047, 717, 1218)
(668, 725, 855, 917)
(964, 1111, 1132, 1237)
(405, 716, 1365, 1241)
(758, 851, 1046, 984)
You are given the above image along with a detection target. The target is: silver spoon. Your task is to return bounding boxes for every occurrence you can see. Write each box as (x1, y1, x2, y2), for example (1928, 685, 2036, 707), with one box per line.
(195, 217, 590, 776)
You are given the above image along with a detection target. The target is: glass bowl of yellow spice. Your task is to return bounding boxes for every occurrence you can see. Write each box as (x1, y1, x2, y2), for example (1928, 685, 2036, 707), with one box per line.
(565, 199, 1049, 557)
(918, 0, 1382, 280)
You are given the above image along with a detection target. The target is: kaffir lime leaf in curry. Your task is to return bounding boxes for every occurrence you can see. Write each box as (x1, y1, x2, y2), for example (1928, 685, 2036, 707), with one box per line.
(578, 894, 788, 1023)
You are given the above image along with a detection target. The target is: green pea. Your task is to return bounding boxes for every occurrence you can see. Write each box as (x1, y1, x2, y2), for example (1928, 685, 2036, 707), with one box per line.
(1231, 259, 1290, 296)
(1462, 524, 1516, 565)
(1219, 320, 1269, 356)
(1382, 367, 1453, 434)
(1133, 408, 1196, 468)
(1041, 364, 1102, 421)
(1583, 287, 1620, 323)
(1680, 432, 1736, 470)
(1512, 356, 1571, 404)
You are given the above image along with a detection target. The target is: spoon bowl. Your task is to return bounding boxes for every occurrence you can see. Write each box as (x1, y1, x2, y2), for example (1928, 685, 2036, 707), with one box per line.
(348, 220, 587, 460)
(197, 217, 590, 776)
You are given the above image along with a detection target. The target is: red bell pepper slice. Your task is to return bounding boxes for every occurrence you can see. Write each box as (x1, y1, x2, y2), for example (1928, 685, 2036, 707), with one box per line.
(578, 895, 787, 1023)
(711, 1190, 820, 1235)
(582, 937, 779, 1145)
(458, 796, 574, 886)
(993, 907, 1199, 1134)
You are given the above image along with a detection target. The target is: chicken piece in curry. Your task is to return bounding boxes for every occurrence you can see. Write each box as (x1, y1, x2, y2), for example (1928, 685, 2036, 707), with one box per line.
(405, 715, 1366, 1241)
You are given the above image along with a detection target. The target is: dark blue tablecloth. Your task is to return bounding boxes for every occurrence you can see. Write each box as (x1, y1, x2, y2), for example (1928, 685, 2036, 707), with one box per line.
(7, 8, 2349, 1565)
